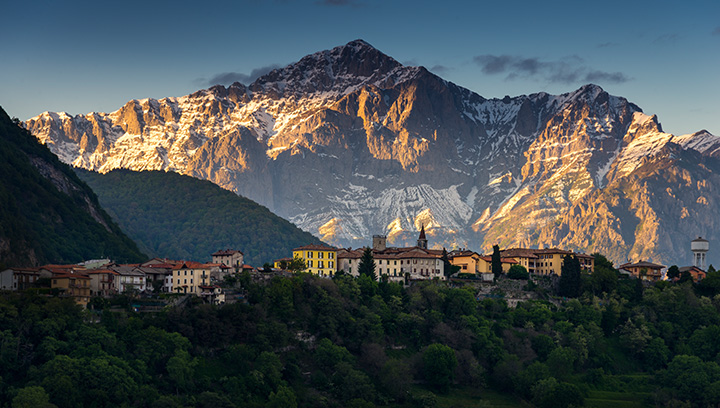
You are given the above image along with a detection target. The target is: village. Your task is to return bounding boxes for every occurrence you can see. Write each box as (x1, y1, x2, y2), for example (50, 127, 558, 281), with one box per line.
(0, 226, 711, 309)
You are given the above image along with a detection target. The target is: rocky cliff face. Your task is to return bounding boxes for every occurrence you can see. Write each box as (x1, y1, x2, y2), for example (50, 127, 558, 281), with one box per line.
(24, 40, 720, 266)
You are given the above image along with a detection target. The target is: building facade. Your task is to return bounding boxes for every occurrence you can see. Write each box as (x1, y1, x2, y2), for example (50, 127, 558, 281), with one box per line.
(292, 244, 338, 277)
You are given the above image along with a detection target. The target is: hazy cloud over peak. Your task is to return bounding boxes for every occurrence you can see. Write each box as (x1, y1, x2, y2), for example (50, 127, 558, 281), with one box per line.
(473, 54, 629, 85)
(429, 64, 450, 74)
(205, 64, 282, 86)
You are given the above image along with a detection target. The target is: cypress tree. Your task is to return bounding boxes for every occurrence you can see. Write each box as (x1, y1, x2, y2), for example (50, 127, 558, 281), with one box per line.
(558, 254, 582, 297)
(492, 244, 503, 280)
(358, 247, 377, 281)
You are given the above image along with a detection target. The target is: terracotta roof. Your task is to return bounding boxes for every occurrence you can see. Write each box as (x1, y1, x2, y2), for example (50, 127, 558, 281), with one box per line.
(480, 256, 519, 264)
(53, 273, 91, 280)
(171, 261, 209, 270)
(293, 244, 338, 251)
(679, 266, 705, 273)
(533, 248, 572, 255)
(449, 250, 480, 258)
(619, 261, 665, 269)
(41, 264, 80, 269)
(500, 249, 539, 259)
(85, 269, 119, 275)
(274, 257, 294, 262)
(143, 263, 176, 269)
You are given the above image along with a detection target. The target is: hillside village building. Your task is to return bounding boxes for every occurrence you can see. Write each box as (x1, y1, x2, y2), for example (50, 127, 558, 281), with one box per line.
(51, 272, 91, 307)
(293, 244, 338, 277)
(172, 262, 212, 294)
(0, 267, 40, 291)
(500, 248, 594, 276)
(337, 229, 445, 282)
(619, 260, 665, 282)
(212, 249, 244, 272)
(446, 250, 518, 280)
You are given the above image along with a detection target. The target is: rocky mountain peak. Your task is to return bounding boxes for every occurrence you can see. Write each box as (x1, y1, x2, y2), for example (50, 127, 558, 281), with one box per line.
(248, 39, 404, 97)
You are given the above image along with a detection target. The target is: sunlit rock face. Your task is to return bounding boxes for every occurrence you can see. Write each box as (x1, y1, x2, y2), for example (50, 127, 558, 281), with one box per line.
(26, 40, 720, 265)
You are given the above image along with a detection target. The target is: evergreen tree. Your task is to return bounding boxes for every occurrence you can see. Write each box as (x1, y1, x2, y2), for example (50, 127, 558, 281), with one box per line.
(441, 248, 460, 277)
(558, 254, 582, 297)
(358, 247, 377, 281)
(491, 245, 503, 280)
(288, 255, 307, 273)
(667, 265, 680, 280)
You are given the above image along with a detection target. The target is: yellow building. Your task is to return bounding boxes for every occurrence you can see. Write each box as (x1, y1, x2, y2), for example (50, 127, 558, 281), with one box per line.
(51, 273, 91, 307)
(292, 244, 338, 277)
(448, 250, 483, 273)
(533, 249, 595, 276)
(172, 262, 211, 294)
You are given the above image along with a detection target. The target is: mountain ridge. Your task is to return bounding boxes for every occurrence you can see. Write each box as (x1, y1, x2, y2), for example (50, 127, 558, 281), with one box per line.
(0, 106, 146, 267)
(24, 40, 720, 266)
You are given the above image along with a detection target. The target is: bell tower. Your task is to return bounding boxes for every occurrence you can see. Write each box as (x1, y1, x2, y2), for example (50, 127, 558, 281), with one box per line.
(417, 224, 428, 249)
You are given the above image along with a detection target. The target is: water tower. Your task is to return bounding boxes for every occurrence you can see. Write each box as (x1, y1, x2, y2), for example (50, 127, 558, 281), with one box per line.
(691, 237, 709, 270)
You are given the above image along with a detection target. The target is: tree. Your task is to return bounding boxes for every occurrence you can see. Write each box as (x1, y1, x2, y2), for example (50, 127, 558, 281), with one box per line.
(441, 248, 460, 278)
(558, 254, 582, 297)
(287, 255, 306, 273)
(678, 270, 693, 284)
(358, 247, 376, 281)
(267, 385, 297, 408)
(507, 264, 529, 280)
(12, 386, 56, 408)
(422, 343, 457, 393)
(491, 245, 502, 281)
(667, 265, 681, 280)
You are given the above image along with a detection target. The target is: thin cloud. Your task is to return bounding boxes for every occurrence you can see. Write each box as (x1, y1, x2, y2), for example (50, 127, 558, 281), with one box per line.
(713, 27, 720, 36)
(429, 64, 450, 75)
(597, 42, 619, 48)
(584, 70, 629, 83)
(653, 33, 680, 44)
(473, 54, 629, 85)
(206, 64, 282, 86)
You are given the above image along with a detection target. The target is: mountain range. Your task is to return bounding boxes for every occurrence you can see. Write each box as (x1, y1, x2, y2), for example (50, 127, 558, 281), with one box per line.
(24, 40, 720, 267)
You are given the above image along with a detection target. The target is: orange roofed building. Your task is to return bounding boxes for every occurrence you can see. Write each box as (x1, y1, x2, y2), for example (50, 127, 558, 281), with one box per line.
(619, 260, 665, 282)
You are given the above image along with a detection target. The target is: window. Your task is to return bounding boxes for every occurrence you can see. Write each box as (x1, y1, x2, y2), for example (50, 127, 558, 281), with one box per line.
(319, 252, 324, 259)
(329, 261, 334, 268)
(308, 251, 313, 258)
(319, 261, 324, 269)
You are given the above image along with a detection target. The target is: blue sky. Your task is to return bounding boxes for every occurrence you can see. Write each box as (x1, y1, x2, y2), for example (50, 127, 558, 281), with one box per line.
(1, 0, 718, 136)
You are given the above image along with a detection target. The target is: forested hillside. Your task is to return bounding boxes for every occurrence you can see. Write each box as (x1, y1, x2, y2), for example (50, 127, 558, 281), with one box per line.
(76, 169, 324, 266)
(0, 107, 145, 267)
(3, 262, 720, 407)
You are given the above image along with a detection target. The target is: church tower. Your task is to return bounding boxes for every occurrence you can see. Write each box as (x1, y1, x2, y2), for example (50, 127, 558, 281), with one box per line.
(417, 224, 428, 249)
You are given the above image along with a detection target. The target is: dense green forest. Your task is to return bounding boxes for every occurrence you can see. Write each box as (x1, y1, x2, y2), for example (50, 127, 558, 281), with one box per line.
(4, 256, 720, 407)
(0, 107, 146, 267)
(76, 169, 324, 266)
